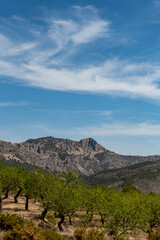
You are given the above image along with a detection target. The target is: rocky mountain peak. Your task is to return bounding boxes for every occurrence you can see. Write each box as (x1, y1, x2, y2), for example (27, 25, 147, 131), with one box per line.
(0, 136, 160, 176)
(24, 136, 105, 153)
(79, 138, 105, 151)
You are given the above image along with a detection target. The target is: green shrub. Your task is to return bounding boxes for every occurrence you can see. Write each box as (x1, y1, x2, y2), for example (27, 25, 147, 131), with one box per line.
(3, 220, 63, 240)
(3, 221, 39, 240)
(0, 213, 25, 230)
(39, 229, 63, 240)
(45, 214, 57, 226)
(75, 226, 106, 240)
(86, 228, 105, 240)
(122, 183, 140, 193)
(75, 226, 86, 240)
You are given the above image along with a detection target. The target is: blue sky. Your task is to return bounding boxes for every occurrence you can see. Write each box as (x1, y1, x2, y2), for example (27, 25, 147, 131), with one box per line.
(1, 0, 160, 155)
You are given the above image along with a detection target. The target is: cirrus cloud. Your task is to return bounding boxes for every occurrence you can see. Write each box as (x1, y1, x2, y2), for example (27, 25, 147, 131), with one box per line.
(0, 6, 160, 101)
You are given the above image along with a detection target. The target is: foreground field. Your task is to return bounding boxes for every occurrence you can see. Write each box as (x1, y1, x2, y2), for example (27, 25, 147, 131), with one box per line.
(0, 162, 160, 239)
(0, 194, 148, 240)
(0, 194, 109, 239)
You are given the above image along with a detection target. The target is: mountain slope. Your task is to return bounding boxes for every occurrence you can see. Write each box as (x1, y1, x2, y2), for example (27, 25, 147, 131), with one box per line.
(85, 160, 160, 193)
(0, 136, 160, 176)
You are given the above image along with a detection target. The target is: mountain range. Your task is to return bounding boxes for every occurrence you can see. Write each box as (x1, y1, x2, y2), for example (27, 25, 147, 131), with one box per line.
(0, 136, 160, 176)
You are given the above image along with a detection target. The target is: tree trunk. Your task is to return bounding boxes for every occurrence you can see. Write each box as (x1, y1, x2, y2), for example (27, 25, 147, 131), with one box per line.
(14, 187, 22, 203)
(25, 195, 29, 211)
(148, 229, 153, 239)
(147, 222, 154, 239)
(58, 214, 65, 231)
(69, 215, 72, 225)
(101, 217, 104, 225)
(88, 212, 93, 223)
(4, 190, 9, 199)
(40, 192, 44, 201)
(40, 208, 48, 220)
(99, 211, 105, 225)
(0, 196, 2, 212)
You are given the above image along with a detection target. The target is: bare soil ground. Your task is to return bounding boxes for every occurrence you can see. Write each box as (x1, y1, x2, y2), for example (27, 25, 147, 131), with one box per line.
(2, 195, 42, 221)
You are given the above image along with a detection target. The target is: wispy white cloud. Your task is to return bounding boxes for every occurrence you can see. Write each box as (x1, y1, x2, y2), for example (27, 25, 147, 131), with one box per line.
(0, 6, 160, 101)
(0, 102, 29, 107)
(148, 0, 160, 23)
(0, 33, 36, 57)
(34, 109, 112, 116)
(27, 122, 160, 138)
(46, 7, 109, 54)
(74, 122, 160, 137)
(152, 0, 160, 7)
(1, 57, 160, 100)
(71, 20, 109, 44)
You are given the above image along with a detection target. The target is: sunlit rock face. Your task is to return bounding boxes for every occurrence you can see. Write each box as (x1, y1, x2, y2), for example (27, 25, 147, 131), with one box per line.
(0, 137, 160, 176)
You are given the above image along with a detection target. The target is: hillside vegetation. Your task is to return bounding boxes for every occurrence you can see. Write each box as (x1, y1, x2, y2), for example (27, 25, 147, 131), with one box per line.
(0, 162, 160, 239)
(85, 160, 160, 193)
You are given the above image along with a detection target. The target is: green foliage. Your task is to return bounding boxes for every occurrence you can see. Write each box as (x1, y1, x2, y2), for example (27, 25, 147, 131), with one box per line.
(3, 221, 39, 240)
(41, 175, 81, 215)
(84, 160, 160, 187)
(93, 186, 118, 223)
(3, 163, 160, 239)
(144, 193, 160, 232)
(122, 183, 141, 193)
(74, 226, 105, 240)
(2, 167, 25, 195)
(39, 174, 63, 211)
(59, 170, 81, 185)
(0, 162, 9, 193)
(45, 214, 57, 226)
(106, 191, 147, 238)
(75, 226, 88, 240)
(23, 171, 41, 199)
(3, 220, 63, 240)
(86, 228, 105, 240)
(52, 181, 81, 228)
(39, 229, 63, 240)
(0, 213, 25, 230)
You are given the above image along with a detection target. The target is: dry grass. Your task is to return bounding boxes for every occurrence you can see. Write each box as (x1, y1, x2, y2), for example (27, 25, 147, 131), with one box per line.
(2, 195, 42, 221)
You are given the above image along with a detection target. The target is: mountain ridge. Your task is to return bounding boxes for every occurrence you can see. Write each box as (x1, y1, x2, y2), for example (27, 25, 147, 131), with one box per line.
(0, 136, 160, 176)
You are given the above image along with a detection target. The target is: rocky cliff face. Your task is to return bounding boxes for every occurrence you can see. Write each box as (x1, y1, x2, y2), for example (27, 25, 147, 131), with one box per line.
(0, 137, 160, 176)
